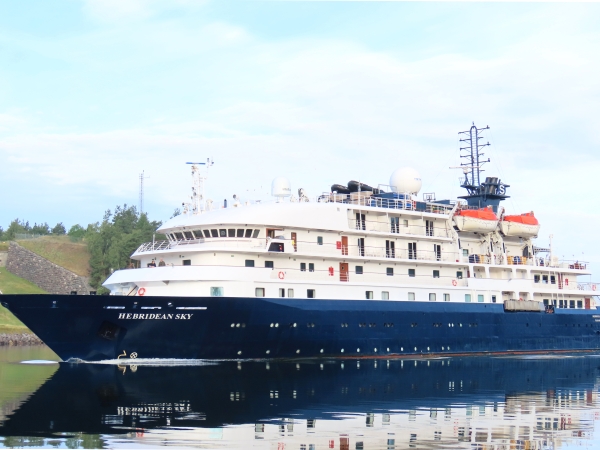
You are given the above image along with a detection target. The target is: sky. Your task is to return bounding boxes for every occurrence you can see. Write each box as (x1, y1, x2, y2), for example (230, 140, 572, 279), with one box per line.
(0, 0, 599, 276)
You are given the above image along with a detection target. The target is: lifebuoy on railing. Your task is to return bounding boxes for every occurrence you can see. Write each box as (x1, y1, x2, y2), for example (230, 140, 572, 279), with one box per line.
(565, 278, 569, 286)
(452, 279, 457, 286)
(328, 266, 334, 276)
(278, 271, 285, 280)
(138, 287, 146, 296)
(593, 284, 597, 291)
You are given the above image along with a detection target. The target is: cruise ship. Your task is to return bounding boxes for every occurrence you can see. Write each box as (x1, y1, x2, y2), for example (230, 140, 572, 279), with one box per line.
(1, 124, 598, 362)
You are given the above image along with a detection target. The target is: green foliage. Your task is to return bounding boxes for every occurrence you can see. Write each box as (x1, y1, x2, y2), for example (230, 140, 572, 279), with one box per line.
(51, 222, 66, 235)
(0, 226, 4, 240)
(86, 204, 161, 292)
(68, 223, 87, 241)
(5, 218, 29, 240)
(31, 222, 50, 235)
(171, 207, 181, 218)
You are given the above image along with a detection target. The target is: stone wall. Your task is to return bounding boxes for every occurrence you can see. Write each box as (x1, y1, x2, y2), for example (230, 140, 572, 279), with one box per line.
(0, 251, 7, 267)
(6, 242, 92, 295)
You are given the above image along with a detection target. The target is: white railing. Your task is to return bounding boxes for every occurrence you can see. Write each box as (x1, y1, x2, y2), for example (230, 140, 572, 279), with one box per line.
(317, 193, 454, 215)
(349, 219, 452, 238)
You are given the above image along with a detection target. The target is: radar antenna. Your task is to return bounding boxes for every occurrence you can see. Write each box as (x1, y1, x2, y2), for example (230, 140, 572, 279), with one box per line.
(183, 159, 213, 215)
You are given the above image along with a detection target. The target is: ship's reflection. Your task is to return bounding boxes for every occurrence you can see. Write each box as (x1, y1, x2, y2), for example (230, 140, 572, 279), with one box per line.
(2, 356, 600, 449)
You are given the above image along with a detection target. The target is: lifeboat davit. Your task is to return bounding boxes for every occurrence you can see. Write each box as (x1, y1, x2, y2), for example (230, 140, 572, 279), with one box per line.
(500, 212, 540, 238)
(454, 207, 499, 233)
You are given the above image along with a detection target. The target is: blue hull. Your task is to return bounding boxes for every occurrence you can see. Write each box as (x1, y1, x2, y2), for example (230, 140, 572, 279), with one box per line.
(2, 295, 600, 361)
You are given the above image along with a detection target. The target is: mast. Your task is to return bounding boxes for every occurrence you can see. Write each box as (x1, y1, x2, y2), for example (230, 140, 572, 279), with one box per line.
(183, 159, 213, 215)
(456, 123, 509, 212)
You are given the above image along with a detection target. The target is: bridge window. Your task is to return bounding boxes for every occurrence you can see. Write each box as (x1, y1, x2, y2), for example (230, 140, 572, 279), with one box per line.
(245, 229, 253, 238)
(184, 231, 194, 240)
(219, 229, 227, 237)
(252, 229, 260, 238)
(210, 229, 218, 238)
(175, 232, 184, 240)
(203, 230, 210, 238)
(228, 229, 235, 237)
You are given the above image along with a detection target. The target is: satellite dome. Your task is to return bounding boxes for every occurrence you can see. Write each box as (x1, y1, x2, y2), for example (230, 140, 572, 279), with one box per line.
(271, 177, 292, 198)
(389, 167, 422, 195)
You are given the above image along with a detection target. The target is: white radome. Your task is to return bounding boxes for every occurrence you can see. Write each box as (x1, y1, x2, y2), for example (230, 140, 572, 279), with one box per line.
(271, 177, 292, 198)
(389, 167, 422, 194)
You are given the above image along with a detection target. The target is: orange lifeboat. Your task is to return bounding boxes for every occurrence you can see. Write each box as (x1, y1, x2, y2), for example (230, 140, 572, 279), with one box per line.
(453, 207, 499, 233)
(500, 212, 540, 238)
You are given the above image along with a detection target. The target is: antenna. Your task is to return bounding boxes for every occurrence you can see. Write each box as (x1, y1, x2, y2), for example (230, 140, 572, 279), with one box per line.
(183, 159, 214, 214)
(458, 123, 490, 190)
(139, 170, 150, 214)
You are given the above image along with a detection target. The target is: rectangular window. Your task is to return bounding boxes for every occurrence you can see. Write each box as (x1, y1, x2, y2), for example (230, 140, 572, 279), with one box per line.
(456, 271, 463, 279)
(309, 263, 315, 272)
(255, 287, 265, 297)
(433, 270, 440, 278)
(382, 291, 389, 300)
(408, 292, 415, 301)
(444, 293, 450, 302)
(175, 232, 184, 240)
(386, 267, 394, 276)
(577, 300, 583, 308)
(478, 294, 484, 303)
(245, 259, 255, 267)
(542, 275, 548, 284)
(265, 261, 274, 268)
(358, 238, 365, 257)
(386, 240, 395, 258)
(245, 229, 253, 238)
(210, 287, 224, 297)
(307, 289, 315, 299)
(237, 229, 245, 238)
(570, 300, 575, 309)
(210, 229, 218, 238)
(182, 259, 191, 266)
(228, 229, 235, 237)
(390, 217, 399, 233)
(425, 220, 434, 237)
(252, 229, 260, 238)
(287, 288, 294, 298)
(408, 268, 415, 277)
(434, 244, 441, 261)
(317, 236, 323, 245)
(219, 229, 227, 237)
(408, 242, 417, 260)
(491, 295, 497, 303)
(184, 231, 194, 240)
(465, 294, 472, 303)
(356, 213, 366, 230)
(559, 300, 564, 308)
(279, 288, 285, 298)
(300, 263, 306, 271)
(543, 299, 549, 306)
(355, 266, 363, 275)
(534, 275, 540, 283)
(462, 249, 469, 256)
(366, 291, 374, 299)
(550, 275, 556, 284)
(429, 293, 436, 302)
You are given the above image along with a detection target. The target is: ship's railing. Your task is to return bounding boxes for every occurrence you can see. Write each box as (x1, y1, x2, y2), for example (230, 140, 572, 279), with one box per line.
(349, 218, 453, 238)
(577, 282, 599, 292)
(137, 240, 172, 252)
(135, 238, 266, 254)
(317, 192, 454, 215)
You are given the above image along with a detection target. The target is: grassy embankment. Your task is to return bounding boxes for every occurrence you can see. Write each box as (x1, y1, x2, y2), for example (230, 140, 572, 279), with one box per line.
(0, 236, 91, 334)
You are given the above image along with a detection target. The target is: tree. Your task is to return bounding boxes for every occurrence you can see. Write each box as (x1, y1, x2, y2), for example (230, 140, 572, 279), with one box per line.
(51, 222, 66, 235)
(171, 208, 181, 218)
(0, 226, 4, 240)
(5, 219, 29, 240)
(68, 224, 87, 240)
(86, 205, 162, 294)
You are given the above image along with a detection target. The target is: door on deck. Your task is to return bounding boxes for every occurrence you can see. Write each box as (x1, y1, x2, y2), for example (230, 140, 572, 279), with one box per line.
(340, 263, 349, 282)
(585, 297, 591, 309)
(291, 232, 297, 252)
(341, 236, 348, 255)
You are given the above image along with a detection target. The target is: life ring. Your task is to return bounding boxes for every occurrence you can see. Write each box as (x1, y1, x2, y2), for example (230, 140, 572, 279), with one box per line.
(593, 284, 597, 291)
(519, 297, 523, 301)
(328, 266, 334, 276)
(565, 278, 569, 286)
(138, 287, 146, 296)
(278, 271, 285, 280)
(452, 279, 457, 286)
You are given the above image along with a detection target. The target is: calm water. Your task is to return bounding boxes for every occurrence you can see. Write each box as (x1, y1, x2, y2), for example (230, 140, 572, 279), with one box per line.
(1, 347, 600, 449)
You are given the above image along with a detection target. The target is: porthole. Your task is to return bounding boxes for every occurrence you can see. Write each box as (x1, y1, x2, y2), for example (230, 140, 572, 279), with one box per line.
(275, 323, 279, 327)
(296, 349, 300, 354)
(270, 323, 274, 327)
(357, 348, 360, 353)
(442, 346, 445, 350)
(341, 349, 345, 353)
(237, 351, 242, 355)
(427, 347, 430, 351)
(230, 323, 235, 327)
(293, 323, 297, 327)
(266, 350, 270, 354)
(236, 323, 240, 328)
(320, 349, 324, 353)
(414, 347, 417, 351)
(400, 347, 403, 351)
(374, 348, 378, 352)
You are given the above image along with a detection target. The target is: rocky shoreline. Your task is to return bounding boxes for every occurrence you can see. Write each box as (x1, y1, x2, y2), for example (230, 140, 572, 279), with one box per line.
(0, 333, 44, 346)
